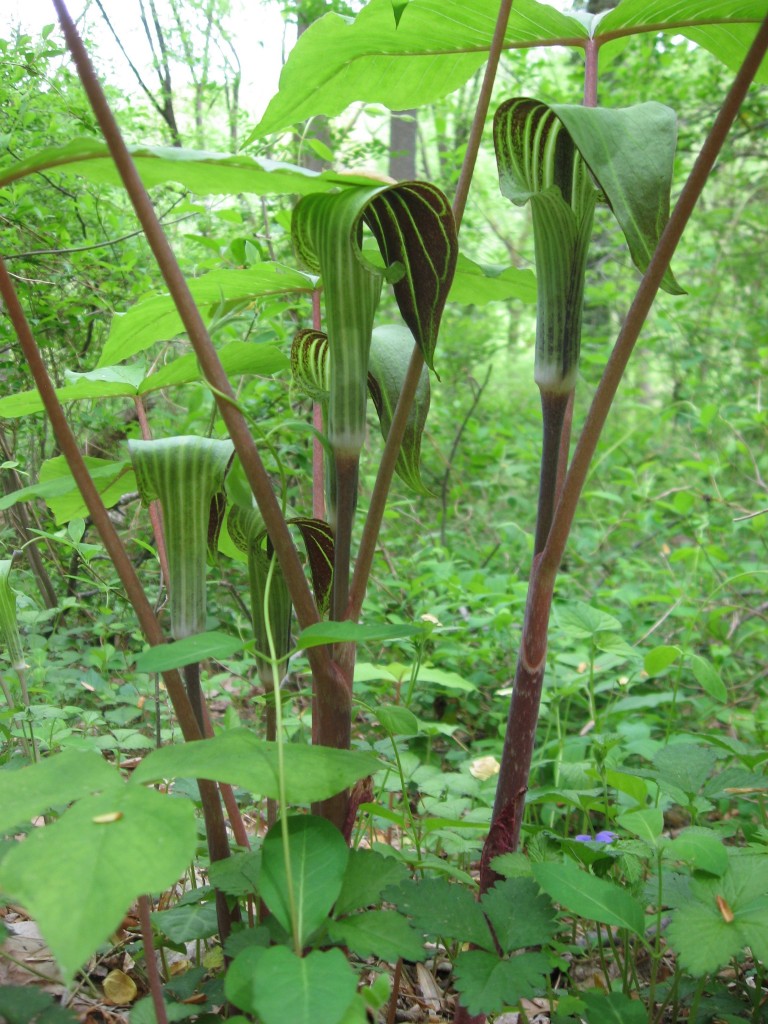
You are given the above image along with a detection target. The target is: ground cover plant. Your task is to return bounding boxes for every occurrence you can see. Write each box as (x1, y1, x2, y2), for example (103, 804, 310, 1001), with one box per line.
(1, 1, 768, 1022)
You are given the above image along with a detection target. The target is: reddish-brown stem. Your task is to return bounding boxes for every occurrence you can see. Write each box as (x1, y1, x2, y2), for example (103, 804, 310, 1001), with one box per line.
(138, 894, 168, 1024)
(533, 390, 571, 555)
(481, 12, 768, 892)
(543, 11, 768, 584)
(351, 0, 518, 621)
(50, 1, 338, 696)
(0, 257, 201, 745)
(583, 39, 599, 107)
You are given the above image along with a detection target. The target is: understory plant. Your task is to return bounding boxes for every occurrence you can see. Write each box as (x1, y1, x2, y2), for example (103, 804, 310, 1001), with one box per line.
(1, 1, 768, 1022)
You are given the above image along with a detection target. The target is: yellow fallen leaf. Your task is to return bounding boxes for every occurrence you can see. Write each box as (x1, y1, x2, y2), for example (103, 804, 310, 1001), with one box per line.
(103, 968, 138, 1004)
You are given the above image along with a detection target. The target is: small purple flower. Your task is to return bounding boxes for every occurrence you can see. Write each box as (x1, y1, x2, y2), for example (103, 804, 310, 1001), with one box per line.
(574, 830, 617, 844)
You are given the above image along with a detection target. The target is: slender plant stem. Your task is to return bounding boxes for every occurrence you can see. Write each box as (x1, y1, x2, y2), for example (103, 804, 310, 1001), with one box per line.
(533, 390, 571, 555)
(49, 0, 335, 684)
(0, 257, 201, 744)
(583, 39, 599, 107)
(351, 0, 518, 621)
(481, 11, 768, 889)
(138, 895, 168, 1024)
(542, 11, 768, 584)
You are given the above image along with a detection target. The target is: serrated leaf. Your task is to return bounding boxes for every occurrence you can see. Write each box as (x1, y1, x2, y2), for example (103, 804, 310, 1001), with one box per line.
(667, 854, 768, 975)
(260, 815, 349, 946)
(0, 749, 123, 835)
(134, 631, 245, 673)
(208, 851, 261, 897)
(616, 807, 664, 847)
(663, 827, 729, 876)
(334, 849, 409, 916)
(652, 743, 718, 795)
(328, 909, 424, 961)
(579, 990, 648, 1024)
(533, 860, 645, 936)
(132, 729, 380, 805)
(452, 950, 550, 1017)
(557, 601, 622, 638)
(226, 945, 357, 1024)
(0, 786, 197, 983)
(151, 902, 219, 943)
(481, 877, 558, 953)
(368, 324, 431, 494)
(384, 877, 493, 950)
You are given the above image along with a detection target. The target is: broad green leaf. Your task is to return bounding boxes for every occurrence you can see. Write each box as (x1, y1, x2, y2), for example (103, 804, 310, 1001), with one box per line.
(481, 877, 558, 954)
(334, 849, 409, 916)
(253, 0, 586, 136)
(375, 704, 420, 736)
(134, 631, 246, 673)
(598, 1, 768, 85)
(226, 946, 357, 1024)
(533, 860, 645, 936)
(616, 807, 664, 847)
(0, 785, 197, 983)
(131, 729, 381, 804)
(0, 457, 135, 525)
(0, 138, 382, 196)
(667, 854, 768, 974)
(662, 826, 729, 876)
(328, 909, 425, 961)
(0, 749, 122, 835)
(296, 620, 424, 649)
(384, 877, 493, 950)
(368, 324, 431, 494)
(557, 601, 622, 638)
(448, 253, 536, 306)
(139, 341, 289, 394)
(644, 644, 681, 675)
(208, 851, 261, 897)
(151, 901, 219, 943)
(579, 990, 648, 1024)
(0, 364, 145, 419)
(101, 265, 313, 367)
(0, 986, 78, 1024)
(260, 815, 349, 946)
(652, 743, 718, 795)
(549, 102, 682, 294)
(689, 653, 728, 702)
(452, 950, 550, 1017)
(0, 559, 24, 670)
(129, 436, 234, 640)
(253, 0, 767, 137)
